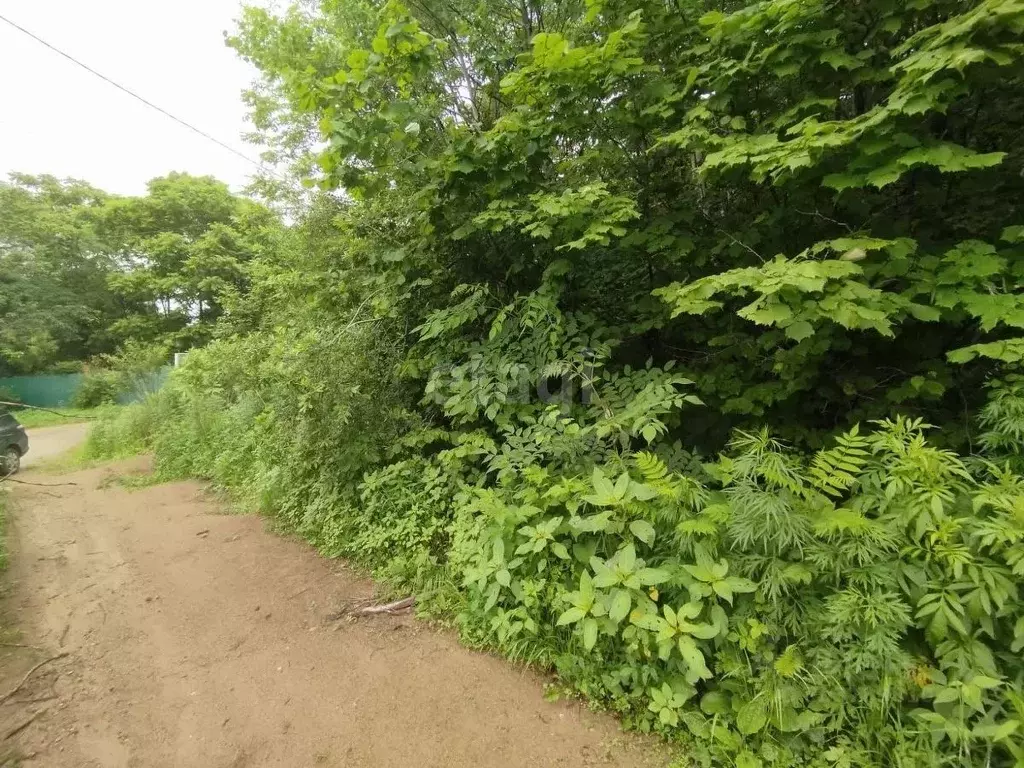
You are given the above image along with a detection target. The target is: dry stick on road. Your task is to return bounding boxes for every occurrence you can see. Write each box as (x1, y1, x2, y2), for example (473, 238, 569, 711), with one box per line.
(327, 596, 416, 622)
(0, 653, 68, 706)
(2, 478, 78, 488)
(0, 466, 76, 489)
(0, 401, 98, 419)
(353, 596, 416, 616)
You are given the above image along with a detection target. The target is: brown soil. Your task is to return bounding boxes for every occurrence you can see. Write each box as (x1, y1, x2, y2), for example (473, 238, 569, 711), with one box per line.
(0, 433, 668, 767)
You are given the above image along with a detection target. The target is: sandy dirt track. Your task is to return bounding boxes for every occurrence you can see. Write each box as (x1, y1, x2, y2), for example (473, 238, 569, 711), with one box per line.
(1, 441, 666, 767)
(20, 423, 91, 470)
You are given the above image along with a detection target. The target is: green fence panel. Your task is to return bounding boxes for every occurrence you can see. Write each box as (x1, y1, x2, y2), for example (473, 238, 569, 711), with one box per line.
(1, 366, 173, 409)
(0, 373, 84, 407)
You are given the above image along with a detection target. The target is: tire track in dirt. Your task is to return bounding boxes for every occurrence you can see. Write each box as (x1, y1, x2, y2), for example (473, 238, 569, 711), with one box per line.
(2, 456, 669, 767)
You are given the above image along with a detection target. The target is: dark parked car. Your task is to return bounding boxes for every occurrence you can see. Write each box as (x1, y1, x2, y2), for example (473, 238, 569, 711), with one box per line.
(0, 412, 29, 475)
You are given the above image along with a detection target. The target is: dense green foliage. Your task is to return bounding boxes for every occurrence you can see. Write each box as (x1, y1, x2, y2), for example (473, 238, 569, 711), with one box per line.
(97, 174, 282, 350)
(230, 0, 1024, 447)
(0, 175, 123, 375)
(69, 341, 173, 408)
(0, 173, 280, 376)
(82, 0, 1024, 765)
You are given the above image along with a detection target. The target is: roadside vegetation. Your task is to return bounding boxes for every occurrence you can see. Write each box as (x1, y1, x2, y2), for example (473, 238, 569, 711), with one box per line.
(5, 408, 113, 430)
(76, 1, 1024, 766)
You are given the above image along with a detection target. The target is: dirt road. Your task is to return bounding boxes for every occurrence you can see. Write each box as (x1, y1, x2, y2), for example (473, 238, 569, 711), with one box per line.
(21, 423, 91, 469)
(0, 453, 667, 767)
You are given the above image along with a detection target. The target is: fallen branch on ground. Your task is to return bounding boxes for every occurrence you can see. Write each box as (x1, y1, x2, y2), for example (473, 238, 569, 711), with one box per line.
(1, 478, 78, 488)
(354, 596, 415, 615)
(0, 401, 98, 419)
(327, 596, 416, 622)
(0, 653, 68, 705)
(0, 470, 77, 488)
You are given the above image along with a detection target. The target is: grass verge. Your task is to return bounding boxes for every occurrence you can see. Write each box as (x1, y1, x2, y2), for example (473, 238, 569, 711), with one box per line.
(5, 406, 119, 430)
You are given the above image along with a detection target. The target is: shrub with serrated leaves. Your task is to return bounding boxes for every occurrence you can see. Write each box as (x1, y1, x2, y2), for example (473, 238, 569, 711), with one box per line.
(448, 414, 1024, 767)
(979, 375, 1024, 470)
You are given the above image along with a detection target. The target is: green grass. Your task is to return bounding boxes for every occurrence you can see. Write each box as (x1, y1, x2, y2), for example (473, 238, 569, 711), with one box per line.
(5, 405, 121, 429)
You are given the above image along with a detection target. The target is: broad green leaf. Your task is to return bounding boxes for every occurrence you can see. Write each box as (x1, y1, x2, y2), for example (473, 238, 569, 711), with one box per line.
(683, 563, 716, 583)
(557, 607, 586, 625)
(591, 467, 615, 498)
(629, 519, 656, 544)
(713, 579, 733, 604)
(736, 701, 768, 735)
(684, 622, 720, 640)
(582, 618, 599, 650)
(613, 472, 631, 499)
(630, 608, 664, 631)
(677, 636, 710, 680)
(618, 543, 637, 572)
(637, 567, 671, 585)
(579, 571, 595, 602)
(785, 320, 815, 341)
(700, 690, 730, 715)
(550, 541, 570, 560)
(609, 589, 631, 623)
(971, 675, 1002, 690)
(631, 482, 659, 501)
(592, 560, 618, 588)
(1001, 225, 1024, 243)
(973, 720, 1020, 741)
(725, 576, 757, 594)
(962, 684, 984, 712)
(484, 583, 500, 612)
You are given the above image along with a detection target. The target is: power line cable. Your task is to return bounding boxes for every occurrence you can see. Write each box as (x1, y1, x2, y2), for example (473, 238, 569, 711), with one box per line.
(0, 11, 272, 175)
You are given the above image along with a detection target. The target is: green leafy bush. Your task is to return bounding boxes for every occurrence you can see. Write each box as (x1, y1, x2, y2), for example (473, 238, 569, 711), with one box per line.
(71, 371, 120, 408)
(72, 341, 170, 408)
(452, 417, 1024, 765)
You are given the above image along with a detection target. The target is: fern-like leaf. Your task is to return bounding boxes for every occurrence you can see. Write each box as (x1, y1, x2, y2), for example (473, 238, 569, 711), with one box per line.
(809, 424, 871, 497)
(634, 451, 669, 483)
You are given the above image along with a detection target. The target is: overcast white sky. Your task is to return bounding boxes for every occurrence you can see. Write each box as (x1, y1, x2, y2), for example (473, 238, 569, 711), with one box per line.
(0, 0, 266, 196)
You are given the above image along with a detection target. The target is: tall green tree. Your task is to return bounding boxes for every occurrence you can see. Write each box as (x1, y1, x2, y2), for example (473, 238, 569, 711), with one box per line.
(0, 172, 282, 375)
(0, 174, 125, 375)
(98, 173, 282, 350)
